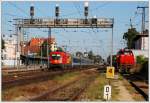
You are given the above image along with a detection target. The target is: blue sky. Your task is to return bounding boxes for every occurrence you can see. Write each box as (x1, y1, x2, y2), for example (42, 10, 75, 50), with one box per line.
(1, 1, 149, 59)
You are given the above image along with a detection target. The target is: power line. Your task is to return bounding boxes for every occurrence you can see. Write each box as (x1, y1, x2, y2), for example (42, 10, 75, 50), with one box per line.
(8, 2, 29, 17)
(2, 13, 22, 17)
(73, 2, 97, 39)
(72, 2, 110, 57)
(61, 2, 110, 17)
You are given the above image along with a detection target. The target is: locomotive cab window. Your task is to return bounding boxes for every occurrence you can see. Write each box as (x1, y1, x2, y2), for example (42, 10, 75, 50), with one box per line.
(124, 51, 131, 55)
(51, 54, 61, 60)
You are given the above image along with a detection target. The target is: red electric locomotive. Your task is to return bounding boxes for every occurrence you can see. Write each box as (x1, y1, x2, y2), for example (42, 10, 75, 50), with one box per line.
(116, 49, 135, 73)
(49, 51, 71, 68)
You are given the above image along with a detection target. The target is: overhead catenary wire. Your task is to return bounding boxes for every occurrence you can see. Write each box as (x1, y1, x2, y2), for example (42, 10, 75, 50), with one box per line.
(72, 2, 109, 57)
(61, 2, 110, 18)
(73, 2, 96, 40)
(8, 2, 29, 17)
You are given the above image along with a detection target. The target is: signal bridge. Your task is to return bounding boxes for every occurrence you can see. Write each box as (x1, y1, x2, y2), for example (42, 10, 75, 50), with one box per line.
(13, 3, 114, 69)
(14, 18, 113, 28)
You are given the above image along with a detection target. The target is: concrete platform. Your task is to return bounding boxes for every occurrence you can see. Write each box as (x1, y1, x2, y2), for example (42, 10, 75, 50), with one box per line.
(2, 65, 47, 74)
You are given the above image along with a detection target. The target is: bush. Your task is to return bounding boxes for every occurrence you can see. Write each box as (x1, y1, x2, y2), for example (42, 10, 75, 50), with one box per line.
(136, 55, 147, 64)
(136, 55, 148, 79)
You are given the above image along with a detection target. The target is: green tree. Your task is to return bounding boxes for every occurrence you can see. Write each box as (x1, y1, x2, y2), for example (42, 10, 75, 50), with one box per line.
(123, 28, 139, 49)
(57, 47, 64, 52)
(76, 51, 83, 57)
(38, 41, 51, 57)
(93, 55, 102, 63)
(136, 55, 148, 64)
(88, 51, 94, 60)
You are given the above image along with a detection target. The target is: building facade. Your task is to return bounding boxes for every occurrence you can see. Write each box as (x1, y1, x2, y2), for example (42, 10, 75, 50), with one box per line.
(2, 38, 17, 60)
(1, 35, 17, 66)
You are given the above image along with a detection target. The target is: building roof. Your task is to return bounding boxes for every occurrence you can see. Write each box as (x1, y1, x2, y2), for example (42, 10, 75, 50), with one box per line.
(29, 37, 55, 46)
(22, 37, 56, 54)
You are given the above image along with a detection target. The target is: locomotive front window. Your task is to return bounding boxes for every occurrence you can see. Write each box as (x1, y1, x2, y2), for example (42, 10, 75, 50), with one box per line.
(51, 54, 61, 60)
(124, 51, 131, 55)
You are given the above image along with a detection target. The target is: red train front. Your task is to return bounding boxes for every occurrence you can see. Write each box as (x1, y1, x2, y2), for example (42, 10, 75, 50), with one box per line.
(116, 49, 135, 73)
(49, 51, 71, 68)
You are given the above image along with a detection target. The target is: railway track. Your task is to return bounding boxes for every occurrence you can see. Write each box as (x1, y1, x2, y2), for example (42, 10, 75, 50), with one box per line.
(2, 70, 62, 90)
(122, 74, 148, 101)
(97, 65, 107, 73)
(2, 67, 96, 90)
(28, 71, 98, 101)
(129, 81, 148, 101)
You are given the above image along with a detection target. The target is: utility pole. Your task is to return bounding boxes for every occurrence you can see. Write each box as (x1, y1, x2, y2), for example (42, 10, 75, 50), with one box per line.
(137, 6, 148, 33)
(110, 18, 114, 66)
(16, 26, 21, 69)
(47, 28, 51, 69)
(137, 6, 148, 50)
(40, 40, 43, 67)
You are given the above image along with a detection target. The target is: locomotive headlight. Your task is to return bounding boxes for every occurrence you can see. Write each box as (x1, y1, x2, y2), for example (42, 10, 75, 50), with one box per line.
(57, 54, 62, 63)
(57, 54, 60, 56)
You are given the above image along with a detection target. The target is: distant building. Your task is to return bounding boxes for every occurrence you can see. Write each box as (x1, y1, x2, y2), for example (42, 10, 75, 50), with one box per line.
(2, 37, 17, 60)
(22, 37, 57, 55)
(2, 35, 17, 66)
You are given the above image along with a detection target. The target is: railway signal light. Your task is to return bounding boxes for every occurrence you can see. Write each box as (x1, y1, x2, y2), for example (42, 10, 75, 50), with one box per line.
(84, 2, 89, 17)
(30, 4, 34, 24)
(30, 5, 34, 18)
(55, 4, 60, 24)
(55, 4, 60, 17)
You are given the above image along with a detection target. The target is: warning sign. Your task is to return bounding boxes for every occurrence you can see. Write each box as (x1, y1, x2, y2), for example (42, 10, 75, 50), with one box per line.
(106, 66, 115, 79)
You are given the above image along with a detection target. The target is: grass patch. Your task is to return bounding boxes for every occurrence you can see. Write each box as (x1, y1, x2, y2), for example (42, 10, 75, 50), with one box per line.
(118, 74, 123, 80)
(111, 87, 120, 101)
(2, 71, 81, 101)
(79, 73, 119, 101)
(53, 71, 80, 83)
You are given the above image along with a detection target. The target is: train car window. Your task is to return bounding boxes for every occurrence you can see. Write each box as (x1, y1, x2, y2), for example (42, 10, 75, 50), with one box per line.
(73, 58, 81, 63)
